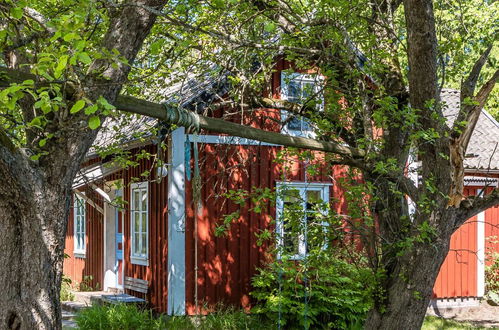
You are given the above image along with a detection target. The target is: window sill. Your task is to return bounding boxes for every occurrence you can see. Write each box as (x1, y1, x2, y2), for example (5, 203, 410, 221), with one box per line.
(74, 251, 86, 259)
(131, 256, 148, 266)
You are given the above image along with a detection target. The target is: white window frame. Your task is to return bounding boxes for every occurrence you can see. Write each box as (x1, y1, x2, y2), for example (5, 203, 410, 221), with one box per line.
(280, 72, 324, 138)
(276, 182, 330, 260)
(130, 182, 149, 266)
(73, 194, 86, 258)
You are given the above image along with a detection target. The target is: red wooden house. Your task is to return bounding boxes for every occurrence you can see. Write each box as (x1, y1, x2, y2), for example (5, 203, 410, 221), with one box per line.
(63, 62, 499, 314)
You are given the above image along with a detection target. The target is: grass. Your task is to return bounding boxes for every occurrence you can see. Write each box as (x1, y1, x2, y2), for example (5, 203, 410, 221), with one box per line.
(75, 303, 272, 330)
(76, 305, 498, 330)
(423, 316, 498, 330)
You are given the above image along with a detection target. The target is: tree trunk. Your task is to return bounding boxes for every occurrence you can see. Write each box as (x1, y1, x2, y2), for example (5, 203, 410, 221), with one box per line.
(0, 150, 73, 330)
(364, 238, 451, 330)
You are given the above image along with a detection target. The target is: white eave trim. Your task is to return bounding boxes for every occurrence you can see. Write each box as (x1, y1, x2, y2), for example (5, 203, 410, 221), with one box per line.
(463, 176, 499, 187)
(73, 163, 121, 189)
(187, 134, 280, 147)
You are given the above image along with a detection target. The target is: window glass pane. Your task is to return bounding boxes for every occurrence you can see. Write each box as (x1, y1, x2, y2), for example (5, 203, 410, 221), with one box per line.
(133, 233, 140, 254)
(141, 190, 147, 211)
(306, 190, 321, 210)
(141, 233, 147, 255)
(287, 117, 303, 131)
(133, 190, 140, 211)
(141, 212, 147, 233)
(134, 212, 140, 232)
(287, 80, 301, 101)
(283, 218, 300, 256)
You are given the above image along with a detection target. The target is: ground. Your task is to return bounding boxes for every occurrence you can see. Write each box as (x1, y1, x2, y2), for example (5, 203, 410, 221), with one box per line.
(426, 301, 499, 328)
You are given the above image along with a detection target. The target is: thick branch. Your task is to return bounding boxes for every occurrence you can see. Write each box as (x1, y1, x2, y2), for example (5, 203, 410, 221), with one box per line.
(114, 95, 366, 158)
(456, 188, 499, 227)
(461, 45, 493, 99)
(451, 68, 499, 153)
(0, 127, 16, 153)
(0, 67, 365, 158)
(260, 97, 357, 145)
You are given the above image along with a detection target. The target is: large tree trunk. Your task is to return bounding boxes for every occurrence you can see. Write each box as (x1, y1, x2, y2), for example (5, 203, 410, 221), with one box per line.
(364, 239, 451, 330)
(0, 149, 75, 330)
(0, 2, 163, 328)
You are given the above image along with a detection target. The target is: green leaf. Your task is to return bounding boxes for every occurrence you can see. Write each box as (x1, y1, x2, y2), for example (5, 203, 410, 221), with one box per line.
(84, 104, 98, 115)
(29, 117, 43, 128)
(70, 100, 86, 114)
(54, 55, 69, 78)
(63, 32, 79, 42)
(78, 52, 92, 64)
(88, 116, 101, 130)
(39, 139, 47, 147)
(11, 7, 23, 19)
(264, 22, 276, 32)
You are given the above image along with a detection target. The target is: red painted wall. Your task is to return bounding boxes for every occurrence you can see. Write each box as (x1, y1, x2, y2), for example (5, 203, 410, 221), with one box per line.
(63, 191, 104, 290)
(433, 184, 499, 299)
(63, 145, 170, 312)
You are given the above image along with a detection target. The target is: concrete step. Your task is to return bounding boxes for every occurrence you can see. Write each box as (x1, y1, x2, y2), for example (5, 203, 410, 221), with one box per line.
(61, 301, 89, 313)
(61, 302, 83, 329)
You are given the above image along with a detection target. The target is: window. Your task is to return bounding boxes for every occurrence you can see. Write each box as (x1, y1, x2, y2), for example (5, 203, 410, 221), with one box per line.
(130, 182, 148, 265)
(276, 182, 329, 259)
(280, 72, 324, 137)
(74, 194, 86, 257)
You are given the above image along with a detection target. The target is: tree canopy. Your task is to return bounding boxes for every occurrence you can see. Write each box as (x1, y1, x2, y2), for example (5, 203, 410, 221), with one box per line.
(0, 0, 498, 329)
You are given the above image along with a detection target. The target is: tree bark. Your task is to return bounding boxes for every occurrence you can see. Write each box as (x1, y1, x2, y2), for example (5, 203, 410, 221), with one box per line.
(0, 147, 75, 329)
(0, 1, 163, 329)
(364, 240, 451, 330)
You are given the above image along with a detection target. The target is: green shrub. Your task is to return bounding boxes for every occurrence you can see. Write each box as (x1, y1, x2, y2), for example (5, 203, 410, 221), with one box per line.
(76, 304, 166, 330)
(76, 303, 271, 330)
(251, 252, 374, 330)
(60, 275, 74, 302)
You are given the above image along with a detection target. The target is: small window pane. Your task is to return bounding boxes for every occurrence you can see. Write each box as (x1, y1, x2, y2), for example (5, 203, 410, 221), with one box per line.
(133, 191, 140, 211)
(141, 190, 147, 211)
(134, 233, 140, 254)
(134, 212, 140, 232)
(141, 233, 147, 255)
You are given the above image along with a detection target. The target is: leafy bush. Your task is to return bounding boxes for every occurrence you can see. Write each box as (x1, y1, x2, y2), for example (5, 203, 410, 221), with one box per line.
(251, 251, 374, 329)
(76, 303, 271, 330)
(76, 304, 165, 330)
(60, 275, 74, 302)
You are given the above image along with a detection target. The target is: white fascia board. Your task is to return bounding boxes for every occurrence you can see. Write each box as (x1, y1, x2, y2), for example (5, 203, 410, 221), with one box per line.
(73, 163, 121, 189)
(187, 134, 280, 147)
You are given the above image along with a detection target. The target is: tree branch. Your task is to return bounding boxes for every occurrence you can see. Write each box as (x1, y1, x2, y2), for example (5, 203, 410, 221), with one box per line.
(456, 188, 499, 227)
(114, 95, 365, 158)
(460, 44, 493, 102)
(0, 127, 16, 153)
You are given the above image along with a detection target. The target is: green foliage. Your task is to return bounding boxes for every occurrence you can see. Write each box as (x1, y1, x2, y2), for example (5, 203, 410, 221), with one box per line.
(251, 252, 374, 329)
(76, 304, 271, 330)
(76, 304, 165, 330)
(485, 237, 499, 302)
(423, 316, 489, 330)
(76, 275, 99, 292)
(60, 275, 74, 302)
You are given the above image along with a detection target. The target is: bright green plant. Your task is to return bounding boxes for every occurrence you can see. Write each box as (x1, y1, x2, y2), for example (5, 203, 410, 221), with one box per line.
(76, 275, 99, 292)
(251, 251, 374, 329)
(60, 275, 74, 302)
(76, 303, 271, 330)
(249, 185, 375, 329)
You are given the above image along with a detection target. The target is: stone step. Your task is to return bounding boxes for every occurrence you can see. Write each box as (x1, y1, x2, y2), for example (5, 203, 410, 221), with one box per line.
(61, 301, 88, 313)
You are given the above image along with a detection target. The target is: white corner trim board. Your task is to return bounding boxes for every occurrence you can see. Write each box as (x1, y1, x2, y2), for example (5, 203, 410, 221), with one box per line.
(477, 210, 485, 297)
(167, 127, 186, 315)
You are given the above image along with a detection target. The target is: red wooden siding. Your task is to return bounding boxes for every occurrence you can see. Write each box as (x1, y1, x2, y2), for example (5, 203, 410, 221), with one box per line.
(485, 193, 499, 265)
(63, 191, 104, 290)
(184, 140, 346, 314)
(121, 150, 170, 312)
(433, 187, 479, 298)
(64, 145, 170, 312)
